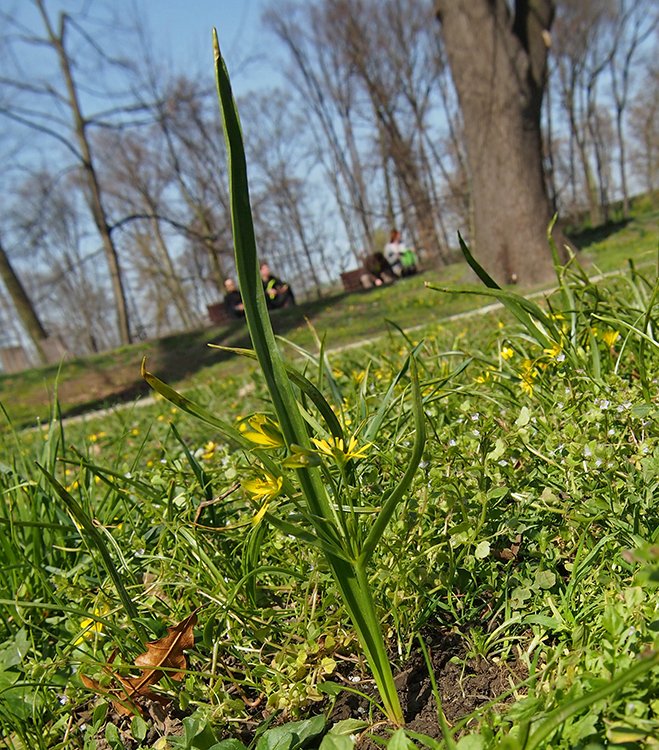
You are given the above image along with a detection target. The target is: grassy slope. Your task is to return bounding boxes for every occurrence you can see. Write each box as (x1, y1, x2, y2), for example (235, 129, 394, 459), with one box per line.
(0, 203, 656, 430)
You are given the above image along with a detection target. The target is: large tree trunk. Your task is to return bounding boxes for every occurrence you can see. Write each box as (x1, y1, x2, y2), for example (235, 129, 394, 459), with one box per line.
(0, 237, 49, 364)
(435, 0, 558, 284)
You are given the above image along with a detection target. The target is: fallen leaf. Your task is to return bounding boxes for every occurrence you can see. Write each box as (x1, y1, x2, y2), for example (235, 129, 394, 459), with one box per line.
(80, 610, 198, 716)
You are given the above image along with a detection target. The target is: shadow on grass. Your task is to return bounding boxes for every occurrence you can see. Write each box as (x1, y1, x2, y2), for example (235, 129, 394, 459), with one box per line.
(568, 218, 631, 248)
(58, 293, 345, 421)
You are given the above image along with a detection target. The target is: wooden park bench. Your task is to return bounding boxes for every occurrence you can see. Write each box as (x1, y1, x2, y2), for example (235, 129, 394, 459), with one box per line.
(340, 268, 368, 293)
(207, 301, 234, 326)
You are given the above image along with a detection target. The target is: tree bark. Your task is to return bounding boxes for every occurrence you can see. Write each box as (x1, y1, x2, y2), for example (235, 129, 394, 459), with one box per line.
(0, 237, 49, 364)
(435, 0, 559, 284)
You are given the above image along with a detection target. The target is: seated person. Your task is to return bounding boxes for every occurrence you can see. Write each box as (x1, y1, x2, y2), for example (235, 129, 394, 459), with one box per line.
(259, 262, 296, 309)
(399, 246, 418, 276)
(223, 278, 244, 318)
(364, 252, 396, 285)
(383, 228, 404, 277)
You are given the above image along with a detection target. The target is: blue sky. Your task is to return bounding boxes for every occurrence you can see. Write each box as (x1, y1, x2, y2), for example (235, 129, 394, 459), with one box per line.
(143, 0, 280, 92)
(3, 0, 281, 97)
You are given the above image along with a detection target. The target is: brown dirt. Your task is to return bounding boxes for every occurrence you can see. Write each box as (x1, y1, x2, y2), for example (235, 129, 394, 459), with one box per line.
(330, 629, 525, 744)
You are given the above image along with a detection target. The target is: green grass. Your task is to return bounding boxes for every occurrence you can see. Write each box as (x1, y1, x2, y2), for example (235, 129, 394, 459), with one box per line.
(0, 228, 657, 748)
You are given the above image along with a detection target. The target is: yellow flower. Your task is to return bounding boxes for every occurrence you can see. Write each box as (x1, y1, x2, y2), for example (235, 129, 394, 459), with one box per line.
(243, 472, 283, 502)
(201, 441, 217, 460)
(311, 435, 372, 463)
(501, 346, 514, 361)
(243, 471, 283, 526)
(474, 369, 494, 384)
(602, 329, 620, 348)
(543, 341, 563, 359)
(239, 414, 284, 449)
(519, 359, 538, 395)
(75, 607, 107, 645)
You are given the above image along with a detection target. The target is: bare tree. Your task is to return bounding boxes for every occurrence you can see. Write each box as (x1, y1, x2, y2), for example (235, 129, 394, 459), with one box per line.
(608, 0, 658, 216)
(7, 169, 117, 355)
(628, 65, 659, 194)
(552, 1, 618, 224)
(97, 128, 199, 329)
(265, 2, 377, 263)
(244, 91, 328, 298)
(319, 0, 451, 262)
(0, 1, 153, 344)
(0, 234, 49, 363)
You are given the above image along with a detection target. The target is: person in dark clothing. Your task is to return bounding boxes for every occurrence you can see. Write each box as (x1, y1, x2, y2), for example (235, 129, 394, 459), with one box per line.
(259, 262, 296, 309)
(223, 278, 244, 318)
(364, 252, 396, 285)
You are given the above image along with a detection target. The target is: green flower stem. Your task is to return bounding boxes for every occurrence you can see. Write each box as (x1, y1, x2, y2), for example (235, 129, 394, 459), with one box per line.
(213, 29, 411, 725)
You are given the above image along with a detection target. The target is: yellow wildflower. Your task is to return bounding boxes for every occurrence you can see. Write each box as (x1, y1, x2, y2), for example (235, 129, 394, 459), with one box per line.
(201, 441, 218, 460)
(519, 359, 538, 395)
(243, 472, 283, 526)
(543, 341, 563, 359)
(602, 329, 620, 348)
(501, 346, 514, 361)
(311, 435, 372, 463)
(243, 472, 283, 502)
(474, 368, 496, 384)
(75, 607, 107, 645)
(239, 414, 284, 449)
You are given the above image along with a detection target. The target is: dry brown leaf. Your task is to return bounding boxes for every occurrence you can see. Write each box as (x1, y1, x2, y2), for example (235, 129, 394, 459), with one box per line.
(80, 610, 198, 716)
